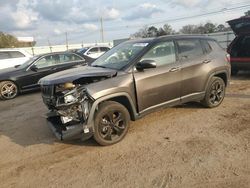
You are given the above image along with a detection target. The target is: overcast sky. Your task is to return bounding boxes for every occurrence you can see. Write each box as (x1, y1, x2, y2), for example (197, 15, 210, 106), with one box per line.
(0, 0, 249, 46)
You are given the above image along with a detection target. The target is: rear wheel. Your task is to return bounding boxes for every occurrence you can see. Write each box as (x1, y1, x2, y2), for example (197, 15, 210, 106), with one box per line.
(202, 77, 225, 108)
(0, 81, 18, 100)
(93, 101, 130, 146)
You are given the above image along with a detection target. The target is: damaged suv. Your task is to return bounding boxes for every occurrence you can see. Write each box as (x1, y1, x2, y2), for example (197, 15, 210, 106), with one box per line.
(39, 35, 230, 145)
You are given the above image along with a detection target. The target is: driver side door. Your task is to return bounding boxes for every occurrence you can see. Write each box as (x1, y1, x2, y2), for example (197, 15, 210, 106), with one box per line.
(133, 40, 181, 114)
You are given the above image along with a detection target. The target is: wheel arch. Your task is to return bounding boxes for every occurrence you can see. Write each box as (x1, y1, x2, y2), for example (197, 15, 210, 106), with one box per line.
(87, 92, 138, 125)
(0, 79, 20, 92)
(204, 70, 229, 92)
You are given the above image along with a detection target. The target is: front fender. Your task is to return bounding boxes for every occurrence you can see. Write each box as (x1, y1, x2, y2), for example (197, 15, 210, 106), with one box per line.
(86, 92, 138, 125)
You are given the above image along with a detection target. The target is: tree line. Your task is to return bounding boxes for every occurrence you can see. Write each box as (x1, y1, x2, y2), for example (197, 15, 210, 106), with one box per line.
(0, 32, 35, 48)
(131, 22, 232, 38)
(131, 10, 250, 38)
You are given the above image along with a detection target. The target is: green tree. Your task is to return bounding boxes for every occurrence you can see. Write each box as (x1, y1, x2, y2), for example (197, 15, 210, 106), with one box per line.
(180, 25, 197, 34)
(147, 26, 158, 37)
(0, 32, 35, 48)
(0, 32, 19, 48)
(203, 22, 216, 33)
(244, 10, 250, 16)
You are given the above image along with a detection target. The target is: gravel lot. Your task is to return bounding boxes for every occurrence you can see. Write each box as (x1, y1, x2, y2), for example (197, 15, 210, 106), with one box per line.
(0, 73, 249, 188)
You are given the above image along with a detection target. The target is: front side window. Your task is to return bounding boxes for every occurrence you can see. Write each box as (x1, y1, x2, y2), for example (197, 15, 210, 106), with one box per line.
(177, 39, 203, 60)
(141, 41, 176, 66)
(34, 55, 58, 69)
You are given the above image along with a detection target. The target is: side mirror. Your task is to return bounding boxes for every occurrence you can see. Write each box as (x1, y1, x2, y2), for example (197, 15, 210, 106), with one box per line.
(30, 64, 38, 72)
(136, 60, 156, 71)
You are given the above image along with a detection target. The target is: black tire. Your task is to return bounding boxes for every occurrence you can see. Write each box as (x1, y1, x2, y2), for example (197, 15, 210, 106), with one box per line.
(93, 101, 130, 146)
(201, 77, 225, 108)
(231, 68, 238, 76)
(0, 81, 18, 100)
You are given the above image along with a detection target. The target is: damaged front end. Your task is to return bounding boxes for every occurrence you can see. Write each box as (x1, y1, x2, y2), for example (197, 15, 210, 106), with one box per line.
(41, 83, 94, 141)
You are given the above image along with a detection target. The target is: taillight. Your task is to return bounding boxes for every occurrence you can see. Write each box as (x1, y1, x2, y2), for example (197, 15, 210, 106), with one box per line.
(226, 54, 230, 63)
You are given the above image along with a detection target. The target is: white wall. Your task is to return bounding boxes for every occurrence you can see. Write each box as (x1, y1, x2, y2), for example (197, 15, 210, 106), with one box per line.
(18, 42, 113, 56)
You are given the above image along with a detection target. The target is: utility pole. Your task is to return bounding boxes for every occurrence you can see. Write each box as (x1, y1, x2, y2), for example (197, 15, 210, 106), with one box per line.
(47, 38, 52, 52)
(65, 32, 69, 50)
(100, 17, 104, 43)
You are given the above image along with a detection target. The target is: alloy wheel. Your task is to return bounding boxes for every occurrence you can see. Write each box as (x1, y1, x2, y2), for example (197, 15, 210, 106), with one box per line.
(0, 82, 18, 99)
(98, 111, 126, 142)
(209, 81, 224, 105)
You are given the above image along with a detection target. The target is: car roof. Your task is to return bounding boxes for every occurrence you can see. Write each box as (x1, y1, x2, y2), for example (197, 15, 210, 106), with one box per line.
(127, 35, 216, 44)
(0, 48, 28, 52)
(36, 51, 81, 57)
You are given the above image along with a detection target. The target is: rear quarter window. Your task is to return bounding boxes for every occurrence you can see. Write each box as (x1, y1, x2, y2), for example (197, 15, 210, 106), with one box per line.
(201, 40, 212, 54)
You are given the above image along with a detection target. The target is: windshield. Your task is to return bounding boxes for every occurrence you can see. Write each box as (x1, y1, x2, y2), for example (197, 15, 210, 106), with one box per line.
(91, 41, 149, 70)
(18, 56, 38, 69)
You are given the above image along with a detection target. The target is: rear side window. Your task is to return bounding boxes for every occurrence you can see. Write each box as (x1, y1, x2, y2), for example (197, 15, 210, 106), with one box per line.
(100, 47, 110, 52)
(201, 40, 212, 54)
(177, 39, 203, 59)
(0, 52, 10, 60)
(89, 47, 99, 53)
(59, 53, 82, 63)
(8, 51, 25, 58)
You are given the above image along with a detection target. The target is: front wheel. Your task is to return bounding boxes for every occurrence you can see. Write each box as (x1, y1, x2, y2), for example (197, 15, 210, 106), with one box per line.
(201, 77, 226, 108)
(93, 101, 130, 146)
(0, 81, 18, 100)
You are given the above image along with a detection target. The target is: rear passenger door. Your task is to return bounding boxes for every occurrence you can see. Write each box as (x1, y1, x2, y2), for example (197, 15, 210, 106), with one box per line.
(55, 53, 85, 71)
(176, 39, 212, 102)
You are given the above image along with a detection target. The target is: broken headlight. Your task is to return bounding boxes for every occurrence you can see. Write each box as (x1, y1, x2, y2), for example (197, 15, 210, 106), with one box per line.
(64, 94, 77, 104)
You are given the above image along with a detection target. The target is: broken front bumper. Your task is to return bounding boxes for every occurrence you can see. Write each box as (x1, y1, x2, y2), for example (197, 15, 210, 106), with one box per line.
(47, 112, 93, 141)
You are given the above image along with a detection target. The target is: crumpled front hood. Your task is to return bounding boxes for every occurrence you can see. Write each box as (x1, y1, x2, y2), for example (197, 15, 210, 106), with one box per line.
(39, 66, 117, 85)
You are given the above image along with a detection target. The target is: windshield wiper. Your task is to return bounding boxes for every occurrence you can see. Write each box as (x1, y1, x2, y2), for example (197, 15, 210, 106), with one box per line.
(92, 65, 107, 69)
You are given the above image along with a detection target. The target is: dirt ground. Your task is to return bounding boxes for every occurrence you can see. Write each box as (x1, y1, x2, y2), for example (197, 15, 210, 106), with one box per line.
(0, 73, 250, 188)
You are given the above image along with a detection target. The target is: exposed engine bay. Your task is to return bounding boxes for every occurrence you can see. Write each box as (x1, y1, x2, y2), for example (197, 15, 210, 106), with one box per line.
(40, 75, 113, 140)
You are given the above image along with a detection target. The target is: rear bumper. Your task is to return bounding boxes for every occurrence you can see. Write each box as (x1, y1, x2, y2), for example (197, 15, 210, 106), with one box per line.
(231, 60, 250, 70)
(47, 112, 93, 141)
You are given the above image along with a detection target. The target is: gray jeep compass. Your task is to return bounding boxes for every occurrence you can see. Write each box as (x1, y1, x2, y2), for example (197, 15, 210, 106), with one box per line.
(39, 35, 230, 145)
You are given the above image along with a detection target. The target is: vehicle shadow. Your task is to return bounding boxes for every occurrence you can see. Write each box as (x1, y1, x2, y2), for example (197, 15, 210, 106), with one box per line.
(231, 70, 250, 80)
(0, 92, 101, 147)
(177, 102, 204, 109)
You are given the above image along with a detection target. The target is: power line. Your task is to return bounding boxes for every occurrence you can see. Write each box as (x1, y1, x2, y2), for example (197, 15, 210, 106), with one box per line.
(103, 4, 250, 31)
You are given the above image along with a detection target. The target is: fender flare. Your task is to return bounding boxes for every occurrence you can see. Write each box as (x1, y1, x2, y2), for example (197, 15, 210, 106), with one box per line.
(204, 70, 229, 92)
(87, 92, 138, 125)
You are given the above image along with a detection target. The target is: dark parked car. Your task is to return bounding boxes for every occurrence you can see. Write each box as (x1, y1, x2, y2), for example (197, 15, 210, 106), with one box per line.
(39, 35, 230, 145)
(0, 52, 85, 100)
(227, 16, 250, 75)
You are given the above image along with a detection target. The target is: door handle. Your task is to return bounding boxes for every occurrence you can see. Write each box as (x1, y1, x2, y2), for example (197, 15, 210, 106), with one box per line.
(169, 67, 180, 72)
(203, 59, 211, 64)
